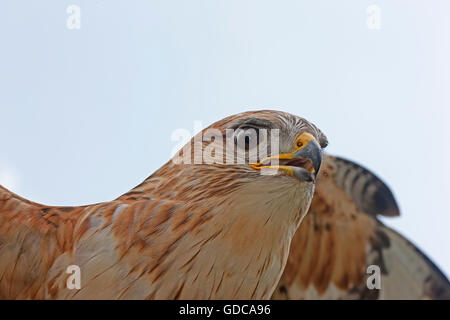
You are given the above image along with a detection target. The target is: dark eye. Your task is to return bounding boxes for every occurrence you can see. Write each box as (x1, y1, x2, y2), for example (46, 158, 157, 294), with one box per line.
(234, 126, 260, 150)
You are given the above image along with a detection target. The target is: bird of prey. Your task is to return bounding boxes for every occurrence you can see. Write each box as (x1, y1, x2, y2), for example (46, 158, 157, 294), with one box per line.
(1, 110, 449, 300)
(0, 110, 327, 299)
(273, 155, 450, 300)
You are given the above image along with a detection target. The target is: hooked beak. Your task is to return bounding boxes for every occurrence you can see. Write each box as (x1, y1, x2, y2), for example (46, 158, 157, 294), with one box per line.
(250, 133, 323, 182)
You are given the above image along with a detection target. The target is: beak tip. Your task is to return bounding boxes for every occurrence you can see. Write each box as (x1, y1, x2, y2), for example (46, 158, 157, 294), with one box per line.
(292, 167, 316, 182)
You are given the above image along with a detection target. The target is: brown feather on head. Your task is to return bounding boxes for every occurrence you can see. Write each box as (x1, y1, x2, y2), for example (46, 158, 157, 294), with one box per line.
(170, 110, 327, 182)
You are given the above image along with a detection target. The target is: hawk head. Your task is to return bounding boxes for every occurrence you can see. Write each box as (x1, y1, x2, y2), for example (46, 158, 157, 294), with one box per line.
(173, 109, 327, 181)
(165, 110, 328, 225)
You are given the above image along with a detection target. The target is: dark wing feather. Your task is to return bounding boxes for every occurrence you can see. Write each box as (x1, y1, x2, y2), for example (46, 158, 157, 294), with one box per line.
(331, 157, 399, 217)
(273, 155, 450, 299)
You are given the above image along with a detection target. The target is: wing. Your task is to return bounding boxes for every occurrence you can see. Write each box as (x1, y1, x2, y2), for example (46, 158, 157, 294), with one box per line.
(0, 184, 195, 299)
(0, 185, 88, 299)
(273, 155, 450, 300)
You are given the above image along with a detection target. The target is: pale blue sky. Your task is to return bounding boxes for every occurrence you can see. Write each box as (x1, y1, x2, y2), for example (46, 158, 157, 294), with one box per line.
(1, 1, 449, 277)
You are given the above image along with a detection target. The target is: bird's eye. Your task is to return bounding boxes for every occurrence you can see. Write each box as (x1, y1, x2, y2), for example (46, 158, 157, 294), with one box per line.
(296, 141, 303, 148)
(234, 126, 260, 151)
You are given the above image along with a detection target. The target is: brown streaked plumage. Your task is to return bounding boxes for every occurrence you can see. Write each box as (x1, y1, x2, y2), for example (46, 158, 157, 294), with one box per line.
(0, 110, 327, 299)
(273, 155, 450, 300)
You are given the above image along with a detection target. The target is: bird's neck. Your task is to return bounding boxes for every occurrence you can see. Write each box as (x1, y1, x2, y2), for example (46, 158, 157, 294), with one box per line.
(191, 179, 311, 299)
(116, 163, 314, 299)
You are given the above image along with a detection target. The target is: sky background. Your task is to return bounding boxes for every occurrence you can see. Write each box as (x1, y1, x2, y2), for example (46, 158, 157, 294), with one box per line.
(1, 1, 450, 277)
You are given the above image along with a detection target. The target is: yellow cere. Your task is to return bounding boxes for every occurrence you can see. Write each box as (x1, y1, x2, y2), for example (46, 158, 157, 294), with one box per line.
(295, 132, 315, 151)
